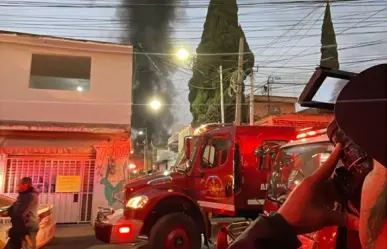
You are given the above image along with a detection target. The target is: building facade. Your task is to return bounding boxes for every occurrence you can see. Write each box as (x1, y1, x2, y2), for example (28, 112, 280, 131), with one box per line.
(0, 31, 133, 223)
(248, 95, 298, 122)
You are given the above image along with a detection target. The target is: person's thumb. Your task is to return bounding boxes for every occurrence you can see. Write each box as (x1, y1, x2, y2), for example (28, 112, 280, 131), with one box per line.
(346, 214, 360, 231)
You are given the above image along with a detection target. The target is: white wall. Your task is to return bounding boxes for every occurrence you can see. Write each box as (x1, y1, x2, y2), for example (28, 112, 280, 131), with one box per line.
(0, 35, 133, 126)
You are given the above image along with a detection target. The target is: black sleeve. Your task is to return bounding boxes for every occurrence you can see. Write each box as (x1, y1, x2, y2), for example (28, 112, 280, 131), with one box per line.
(13, 194, 33, 218)
(6, 203, 15, 216)
(228, 213, 301, 249)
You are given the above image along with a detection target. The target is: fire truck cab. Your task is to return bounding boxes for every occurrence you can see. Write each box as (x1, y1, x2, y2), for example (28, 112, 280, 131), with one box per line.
(94, 124, 297, 249)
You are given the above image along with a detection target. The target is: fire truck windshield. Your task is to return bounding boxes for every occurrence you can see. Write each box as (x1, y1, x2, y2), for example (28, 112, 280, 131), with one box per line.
(174, 136, 201, 172)
(267, 142, 336, 204)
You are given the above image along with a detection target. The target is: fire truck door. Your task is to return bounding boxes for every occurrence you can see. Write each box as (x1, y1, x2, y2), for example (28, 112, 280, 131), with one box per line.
(192, 134, 235, 216)
(248, 141, 284, 206)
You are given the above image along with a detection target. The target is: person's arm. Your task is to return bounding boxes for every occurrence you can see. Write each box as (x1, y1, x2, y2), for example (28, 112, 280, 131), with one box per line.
(4, 203, 15, 217)
(13, 193, 33, 219)
(228, 213, 301, 249)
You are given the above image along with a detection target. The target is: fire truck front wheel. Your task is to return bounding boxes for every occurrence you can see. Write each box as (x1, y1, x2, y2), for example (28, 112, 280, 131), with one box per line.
(148, 213, 202, 249)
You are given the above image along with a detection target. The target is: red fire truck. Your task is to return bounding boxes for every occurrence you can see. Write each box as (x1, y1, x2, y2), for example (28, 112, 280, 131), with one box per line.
(216, 128, 361, 249)
(94, 123, 297, 249)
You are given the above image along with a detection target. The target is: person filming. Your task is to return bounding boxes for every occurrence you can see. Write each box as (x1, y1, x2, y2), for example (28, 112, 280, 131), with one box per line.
(228, 64, 387, 249)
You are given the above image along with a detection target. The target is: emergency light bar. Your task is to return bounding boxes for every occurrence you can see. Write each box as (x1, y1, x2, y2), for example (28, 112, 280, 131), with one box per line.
(193, 123, 234, 136)
(298, 67, 357, 110)
(296, 128, 326, 140)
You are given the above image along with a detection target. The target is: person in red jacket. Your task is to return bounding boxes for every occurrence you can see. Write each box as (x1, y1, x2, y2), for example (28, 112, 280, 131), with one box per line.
(228, 64, 386, 249)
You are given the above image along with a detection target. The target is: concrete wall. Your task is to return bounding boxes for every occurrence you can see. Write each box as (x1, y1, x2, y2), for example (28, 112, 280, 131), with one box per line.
(255, 113, 334, 129)
(251, 95, 297, 121)
(0, 33, 133, 126)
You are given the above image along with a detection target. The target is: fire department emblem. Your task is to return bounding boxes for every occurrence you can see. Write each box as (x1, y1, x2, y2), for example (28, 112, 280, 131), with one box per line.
(205, 176, 224, 197)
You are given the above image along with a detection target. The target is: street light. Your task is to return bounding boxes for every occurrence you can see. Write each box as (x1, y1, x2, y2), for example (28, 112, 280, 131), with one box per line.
(175, 48, 225, 124)
(176, 48, 190, 61)
(149, 99, 161, 110)
(138, 128, 148, 171)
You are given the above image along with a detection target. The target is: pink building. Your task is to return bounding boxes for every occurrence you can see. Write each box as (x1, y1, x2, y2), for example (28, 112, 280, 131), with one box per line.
(0, 31, 133, 223)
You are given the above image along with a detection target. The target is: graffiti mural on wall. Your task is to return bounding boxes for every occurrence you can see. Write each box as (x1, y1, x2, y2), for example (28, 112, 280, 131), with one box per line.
(100, 158, 128, 206)
(94, 137, 131, 206)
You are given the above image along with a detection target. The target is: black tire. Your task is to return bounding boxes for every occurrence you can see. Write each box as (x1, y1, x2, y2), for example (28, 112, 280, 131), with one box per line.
(148, 213, 202, 249)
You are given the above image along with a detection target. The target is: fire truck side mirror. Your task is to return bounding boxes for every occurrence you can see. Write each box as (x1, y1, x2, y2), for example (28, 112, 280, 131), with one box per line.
(254, 146, 264, 157)
(254, 146, 265, 170)
(184, 136, 192, 160)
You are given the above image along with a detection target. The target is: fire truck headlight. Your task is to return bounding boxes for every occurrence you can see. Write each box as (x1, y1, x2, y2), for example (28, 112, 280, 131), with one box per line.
(126, 195, 148, 209)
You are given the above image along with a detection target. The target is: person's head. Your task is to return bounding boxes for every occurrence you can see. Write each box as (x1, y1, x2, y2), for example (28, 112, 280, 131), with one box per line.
(19, 177, 32, 192)
(334, 64, 387, 248)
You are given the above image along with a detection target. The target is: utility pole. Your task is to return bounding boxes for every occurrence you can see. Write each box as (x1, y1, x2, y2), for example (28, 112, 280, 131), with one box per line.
(267, 76, 271, 115)
(145, 130, 148, 171)
(219, 65, 225, 124)
(266, 76, 270, 115)
(266, 75, 280, 115)
(140, 128, 148, 172)
(234, 37, 244, 125)
(249, 70, 255, 125)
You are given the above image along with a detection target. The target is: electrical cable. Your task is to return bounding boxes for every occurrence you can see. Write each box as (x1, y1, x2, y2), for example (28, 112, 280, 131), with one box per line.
(266, 6, 387, 77)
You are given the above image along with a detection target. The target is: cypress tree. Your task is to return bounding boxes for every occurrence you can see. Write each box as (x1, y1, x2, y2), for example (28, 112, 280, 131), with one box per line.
(320, 1, 339, 69)
(188, 0, 254, 126)
(320, 1, 344, 103)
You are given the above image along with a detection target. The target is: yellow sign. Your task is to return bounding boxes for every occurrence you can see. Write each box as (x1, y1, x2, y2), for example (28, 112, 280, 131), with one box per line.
(55, 175, 81, 193)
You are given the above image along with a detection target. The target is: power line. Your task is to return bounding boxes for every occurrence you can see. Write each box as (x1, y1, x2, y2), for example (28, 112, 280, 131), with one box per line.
(1, 29, 385, 41)
(265, 4, 325, 66)
(256, 3, 323, 55)
(265, 6, 387, 77)
(0, 0, 382, 8)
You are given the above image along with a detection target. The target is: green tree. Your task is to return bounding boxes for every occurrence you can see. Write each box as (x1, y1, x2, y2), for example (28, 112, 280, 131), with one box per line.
(320, 1, 339, 69)
(320, 1, 343, 103)
(188, 0, 254, 126)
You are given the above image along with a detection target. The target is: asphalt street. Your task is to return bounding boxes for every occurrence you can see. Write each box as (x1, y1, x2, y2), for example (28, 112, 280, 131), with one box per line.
(43, 224, 216, 249)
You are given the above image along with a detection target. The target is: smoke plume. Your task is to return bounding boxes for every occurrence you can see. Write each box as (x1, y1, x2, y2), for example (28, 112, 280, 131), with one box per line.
(118, 0, 181, 145)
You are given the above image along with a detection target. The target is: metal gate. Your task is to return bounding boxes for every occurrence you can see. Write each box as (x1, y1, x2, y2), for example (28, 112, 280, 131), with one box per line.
(4, 157, 95, 223)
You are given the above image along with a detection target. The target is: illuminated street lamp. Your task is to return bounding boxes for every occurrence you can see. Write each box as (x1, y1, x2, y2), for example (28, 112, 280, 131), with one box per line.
(176, 48, 190, 61)
(149, 99, 161, 110)
(175, 47, 225, 124)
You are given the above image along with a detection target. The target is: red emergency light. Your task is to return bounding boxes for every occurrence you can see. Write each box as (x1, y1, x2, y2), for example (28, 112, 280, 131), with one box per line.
(193, 123, 234, 136)
(296, 128, 326, 140)
(119, 226, 131, 234)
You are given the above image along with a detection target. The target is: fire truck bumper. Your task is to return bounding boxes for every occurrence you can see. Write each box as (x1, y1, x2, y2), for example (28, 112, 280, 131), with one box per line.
(94, 208, 144, 244)
(95, 218, 144, 244)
